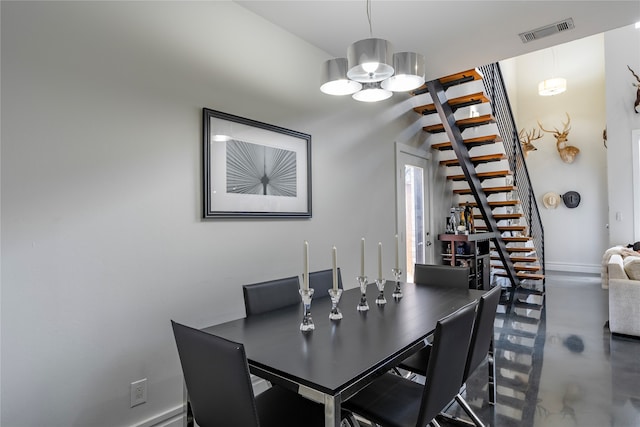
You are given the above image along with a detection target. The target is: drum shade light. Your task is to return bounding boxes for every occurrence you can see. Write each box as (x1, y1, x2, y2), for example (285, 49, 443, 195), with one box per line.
(320, 1, 425, 102)
(538, 77, 567, 96)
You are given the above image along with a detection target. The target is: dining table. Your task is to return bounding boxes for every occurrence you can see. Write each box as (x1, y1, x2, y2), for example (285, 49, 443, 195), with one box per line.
(198, 280, 485, 427)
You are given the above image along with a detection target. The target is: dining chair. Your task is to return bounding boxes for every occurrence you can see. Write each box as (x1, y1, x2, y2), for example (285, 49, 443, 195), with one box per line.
(414, 263, 470, 289)
(392, 263, 471, 376)
(342, 301, 477, 427)
(397, 285, 502, 427)
(309, 267, 343, 298)
(172, 321, 357, 427)
(242, 276, 301, 316)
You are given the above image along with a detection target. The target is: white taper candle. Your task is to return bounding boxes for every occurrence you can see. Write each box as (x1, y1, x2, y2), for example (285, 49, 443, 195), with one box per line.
(360, 237, 365, 277)
(332, 246, 338, 291)
(303, 241, 309, 290)
(378, 242, 383, 281)
(395, 234, 400, 270)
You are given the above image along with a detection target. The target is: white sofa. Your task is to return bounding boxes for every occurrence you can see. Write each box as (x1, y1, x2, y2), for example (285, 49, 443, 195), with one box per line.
(608, 254, 640, 337)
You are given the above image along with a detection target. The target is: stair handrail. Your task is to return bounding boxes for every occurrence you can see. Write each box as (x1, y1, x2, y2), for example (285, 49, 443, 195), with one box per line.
(478, 62, 545, 279)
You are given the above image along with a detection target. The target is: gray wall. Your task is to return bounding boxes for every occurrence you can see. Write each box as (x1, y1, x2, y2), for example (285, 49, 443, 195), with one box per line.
(0, 2, 420, 426)
(605, 24, 640, 245)
(506, 34, 609, 273)
(500, 26, 640, 272)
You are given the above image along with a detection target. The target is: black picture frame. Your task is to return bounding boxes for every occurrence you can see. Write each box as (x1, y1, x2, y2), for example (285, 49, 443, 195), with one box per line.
(202, 108, 312, 219)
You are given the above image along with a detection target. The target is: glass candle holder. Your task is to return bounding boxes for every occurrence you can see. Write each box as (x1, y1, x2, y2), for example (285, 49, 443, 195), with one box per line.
(328, 288, 343, 320)
(299, 288, 315, 332)
(391, 268, 403, 299)
(356, 276, 369, 311)
(375, 278, 387, 305)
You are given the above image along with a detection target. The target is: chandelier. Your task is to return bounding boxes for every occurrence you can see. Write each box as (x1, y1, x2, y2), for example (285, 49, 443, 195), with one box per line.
(538, 78, 567, 96)
(538, 47, 566, 96)
(320, 1, 425, 102)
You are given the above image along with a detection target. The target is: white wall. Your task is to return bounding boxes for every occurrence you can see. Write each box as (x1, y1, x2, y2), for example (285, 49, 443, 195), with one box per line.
(507, 35, 609, 272)
(0, 2, 421, 426)
(605, 24, 640, 245)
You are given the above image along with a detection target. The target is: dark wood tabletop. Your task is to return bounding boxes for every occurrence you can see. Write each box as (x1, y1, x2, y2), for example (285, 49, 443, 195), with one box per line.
(202, 281, 483, 427)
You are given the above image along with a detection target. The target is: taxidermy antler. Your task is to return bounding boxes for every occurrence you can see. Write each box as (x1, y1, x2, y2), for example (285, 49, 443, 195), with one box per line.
(628, 65, 640, 113)
(518, 128, 542, 158)
(538, 113, 580, 164)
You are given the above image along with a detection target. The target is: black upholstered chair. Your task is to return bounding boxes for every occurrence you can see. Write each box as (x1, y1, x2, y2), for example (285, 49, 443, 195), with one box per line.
(309, 268, 343, 298)
(172, 321, 341, 427)
(397, 285, 502, 426)
(342, 301, 477, 427)
(242, 276, 300, 317)
(414, 263, 470, 289)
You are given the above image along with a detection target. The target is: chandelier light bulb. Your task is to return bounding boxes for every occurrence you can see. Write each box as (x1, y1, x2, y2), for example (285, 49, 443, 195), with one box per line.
(362, 62, 380, 74)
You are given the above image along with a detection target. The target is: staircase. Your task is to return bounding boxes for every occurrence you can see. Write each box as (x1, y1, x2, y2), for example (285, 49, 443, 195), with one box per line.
(411, 64, 545, 294)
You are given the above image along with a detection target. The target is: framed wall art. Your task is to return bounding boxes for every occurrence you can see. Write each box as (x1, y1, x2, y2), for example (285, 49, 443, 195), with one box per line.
(202, 108, 312, 219)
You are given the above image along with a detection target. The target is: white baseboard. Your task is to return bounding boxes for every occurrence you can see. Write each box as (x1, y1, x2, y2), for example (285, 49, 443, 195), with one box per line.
(135, 376, 270, 427)
(545, 262, 600, 275)
(134, 405, 184, 427)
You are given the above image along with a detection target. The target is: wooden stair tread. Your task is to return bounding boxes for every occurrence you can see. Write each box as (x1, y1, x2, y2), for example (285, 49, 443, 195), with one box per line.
(492, 264, 541, 272)
(440, 69, 482, 85)
(476, 225, 526, 232)
(477, 213, 523, 220)
(494, 271, 545, 280)
(491, 255, 538, 262)
(433, 135, 502, 151)
(423, 114, 495, 133)
(463, 200, 519, 208)
(440, 153, 506, 167)
(453, 186, 516, 195)
(448, 169, 510, 181)
(492, 246, 534, 253)
(414, 92, 489, 115)
(411, 69, 482, 95)
(515, 265, 543, 272)
(501, 236, 532, 242)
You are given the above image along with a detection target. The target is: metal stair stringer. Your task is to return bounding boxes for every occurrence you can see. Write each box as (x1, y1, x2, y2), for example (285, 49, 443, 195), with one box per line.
(426, 78, 520, 289)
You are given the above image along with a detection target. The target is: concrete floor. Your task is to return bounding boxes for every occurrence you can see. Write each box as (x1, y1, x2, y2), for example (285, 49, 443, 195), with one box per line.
(439, 274, 640, 427)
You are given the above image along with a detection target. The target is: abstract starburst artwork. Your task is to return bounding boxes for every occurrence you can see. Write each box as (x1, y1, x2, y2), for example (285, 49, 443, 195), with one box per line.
(226, 140, 297, 197)
(203, 108, 310, 218)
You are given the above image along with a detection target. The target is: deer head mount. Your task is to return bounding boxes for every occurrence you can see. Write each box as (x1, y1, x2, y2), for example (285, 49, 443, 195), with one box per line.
(538, 113, 580, 164)
(628, 65, 640, 113)
(518, 128, 542, 158)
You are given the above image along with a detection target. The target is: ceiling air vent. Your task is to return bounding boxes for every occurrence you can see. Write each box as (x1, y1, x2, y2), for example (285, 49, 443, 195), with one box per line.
(519, 18, 575, 43)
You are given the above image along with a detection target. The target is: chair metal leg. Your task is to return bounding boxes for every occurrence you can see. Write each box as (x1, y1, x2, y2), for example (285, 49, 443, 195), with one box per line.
(342, 412, 361, 427)
(430, 418, 443, 427)
(455, 393, 486, 427)
(437, 411, 476, 427)
(487, 339, 496, 406)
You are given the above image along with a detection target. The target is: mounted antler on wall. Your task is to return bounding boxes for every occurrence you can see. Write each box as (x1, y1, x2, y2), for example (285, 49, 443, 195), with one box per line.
(518, 128, 542, 158)
(628, 65, 640, 113)
(538, 113, 580, 164)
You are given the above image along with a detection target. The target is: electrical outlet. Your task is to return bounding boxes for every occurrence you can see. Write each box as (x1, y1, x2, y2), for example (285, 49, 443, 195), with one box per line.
(130, 378, 147, 407)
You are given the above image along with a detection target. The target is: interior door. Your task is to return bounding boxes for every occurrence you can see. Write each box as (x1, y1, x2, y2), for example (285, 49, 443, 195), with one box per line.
(396, 143, 433, 283)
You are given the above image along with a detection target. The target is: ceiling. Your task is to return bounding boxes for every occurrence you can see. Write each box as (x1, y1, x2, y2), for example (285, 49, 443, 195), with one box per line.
(236, 1, 640, 81)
